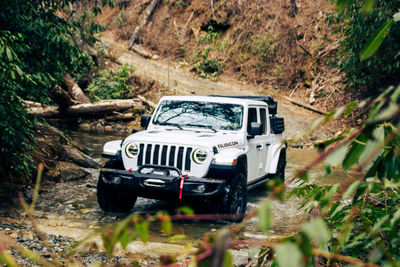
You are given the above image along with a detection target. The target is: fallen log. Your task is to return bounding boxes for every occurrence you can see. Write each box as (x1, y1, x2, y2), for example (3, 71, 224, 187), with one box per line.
(27, 99, 144, 118)
(283, 96, 327, 115)
(130, 44, 153, 58)
(137, 95, 157, 109)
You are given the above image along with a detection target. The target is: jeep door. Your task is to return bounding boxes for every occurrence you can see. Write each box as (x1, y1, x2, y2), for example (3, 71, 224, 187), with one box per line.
(246, 106, 269, 182)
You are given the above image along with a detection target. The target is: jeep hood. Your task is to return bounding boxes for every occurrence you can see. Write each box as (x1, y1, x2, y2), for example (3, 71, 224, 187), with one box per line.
(123, 129, 244, 150)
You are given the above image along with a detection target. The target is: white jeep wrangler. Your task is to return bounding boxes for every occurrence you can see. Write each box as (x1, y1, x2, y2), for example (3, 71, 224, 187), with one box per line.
(98, 95, 286, 217)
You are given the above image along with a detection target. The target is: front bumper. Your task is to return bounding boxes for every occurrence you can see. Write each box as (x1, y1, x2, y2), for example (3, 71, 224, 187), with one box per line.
(100, 165, 226, 200)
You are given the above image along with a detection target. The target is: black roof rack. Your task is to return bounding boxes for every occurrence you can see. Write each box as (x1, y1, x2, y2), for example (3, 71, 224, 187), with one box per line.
(208, 95, 277, 115)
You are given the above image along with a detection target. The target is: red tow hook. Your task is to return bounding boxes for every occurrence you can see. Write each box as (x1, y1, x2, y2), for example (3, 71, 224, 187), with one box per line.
(179, 174, 188, 199)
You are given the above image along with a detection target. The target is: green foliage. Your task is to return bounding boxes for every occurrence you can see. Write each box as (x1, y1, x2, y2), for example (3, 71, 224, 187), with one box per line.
(74, 10, 106, 46)
(252, 34, 276, 63)
(115, 10, 127, 29)
(0, 0, 110, 182)
(335, 0, 400, 89)
(285, 85, 400, 266)
(197, 26, 220, 44)
(193, 47, 223, 80)
(87, 64, 135, 101)
(175, 0, 187, 8)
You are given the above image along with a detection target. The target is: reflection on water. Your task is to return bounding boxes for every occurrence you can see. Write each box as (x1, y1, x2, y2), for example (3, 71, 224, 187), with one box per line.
(34, 131, 350, 248)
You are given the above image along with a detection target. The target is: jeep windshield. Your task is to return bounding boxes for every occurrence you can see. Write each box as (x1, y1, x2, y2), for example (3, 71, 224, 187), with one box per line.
(152, 100, 244, 131)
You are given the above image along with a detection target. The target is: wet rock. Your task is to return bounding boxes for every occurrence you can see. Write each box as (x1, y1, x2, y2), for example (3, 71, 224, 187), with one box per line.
(49, 161, 91, 182)
(62, 145, 100, 168)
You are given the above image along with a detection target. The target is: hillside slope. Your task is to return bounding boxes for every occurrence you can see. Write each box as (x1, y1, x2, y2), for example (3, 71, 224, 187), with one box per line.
(94, 0, 355, 114)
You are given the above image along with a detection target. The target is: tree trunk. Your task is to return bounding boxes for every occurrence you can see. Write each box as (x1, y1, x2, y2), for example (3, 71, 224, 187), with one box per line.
(63, 73, 90, 103)
(128, 0, 161, 47)
(290, 0, 298, 17)
(49, 84, 77, 109)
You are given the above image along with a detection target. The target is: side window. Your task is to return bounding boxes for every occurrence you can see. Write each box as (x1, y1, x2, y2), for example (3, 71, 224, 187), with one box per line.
(247, 108, 257, 134)
(260, 108, 267, 134)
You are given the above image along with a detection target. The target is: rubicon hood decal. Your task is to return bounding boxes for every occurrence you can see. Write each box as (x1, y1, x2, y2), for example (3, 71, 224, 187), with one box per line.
(217, 141, 239, 149)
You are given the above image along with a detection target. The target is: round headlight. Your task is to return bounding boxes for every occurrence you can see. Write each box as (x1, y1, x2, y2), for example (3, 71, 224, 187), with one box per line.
(125, 143, 139, 158)
(192, 148, 208, 164)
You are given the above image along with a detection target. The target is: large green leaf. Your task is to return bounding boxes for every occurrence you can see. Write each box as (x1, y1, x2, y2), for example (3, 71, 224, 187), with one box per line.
(360, 19, 394, 61)
(303, 219, 331, 247)
(325, 143, 349, 173)
(342, 133, 368, 170)
(275, 242, 303, 267)
(257, 199, 272, 233)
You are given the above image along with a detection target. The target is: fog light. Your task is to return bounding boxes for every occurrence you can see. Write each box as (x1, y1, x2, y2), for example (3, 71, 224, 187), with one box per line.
(197, 185, 206, 193)
(113, 176, 121, 184)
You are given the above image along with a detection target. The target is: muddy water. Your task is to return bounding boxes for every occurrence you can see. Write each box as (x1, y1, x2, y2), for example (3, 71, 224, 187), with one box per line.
(32, 131, 347, 258)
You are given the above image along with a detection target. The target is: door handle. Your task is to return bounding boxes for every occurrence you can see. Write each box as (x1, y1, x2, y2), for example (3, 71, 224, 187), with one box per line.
(256, 144, 262, 150)
(265, 143, 270, 147)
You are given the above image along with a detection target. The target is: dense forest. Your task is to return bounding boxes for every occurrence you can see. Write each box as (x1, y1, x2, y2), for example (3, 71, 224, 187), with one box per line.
(0, 0, 399, 266)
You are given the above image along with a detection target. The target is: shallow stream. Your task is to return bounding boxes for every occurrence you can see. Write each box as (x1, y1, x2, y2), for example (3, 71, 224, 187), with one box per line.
(31, 130, 347, 261)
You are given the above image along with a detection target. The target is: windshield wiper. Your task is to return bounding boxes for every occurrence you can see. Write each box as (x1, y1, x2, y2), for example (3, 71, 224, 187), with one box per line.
(184, 124, 217, 132)
(158, 122, 183, 130)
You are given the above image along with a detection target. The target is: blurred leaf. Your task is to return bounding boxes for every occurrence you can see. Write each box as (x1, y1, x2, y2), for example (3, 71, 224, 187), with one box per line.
(390, 209, 400, 226)
(367, 102, 399, 125)
(258, 199, 272, 233)
(394, 11, 400, 22)
(342, 181, 360, 200)
(275, 242, 303, 267)
(325, 143, 349, 171)
(303, 219, 331, 247)
(333, 106, 345, 120)
(360, 19, 394, 61)
(362, 0, 376, 14)
(359, 126, 385, 166)
(369, 215, 389, 236)
(336, 0, 351, 9)
(168, 234, 187, 243)
(224, 251, 233, 267)
(135, 222, 149, 243)
(178, 206, 194, 215)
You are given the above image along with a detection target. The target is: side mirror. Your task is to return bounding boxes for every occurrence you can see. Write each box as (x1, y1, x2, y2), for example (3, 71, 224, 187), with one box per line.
(247, 122, 262, 139)
(140, 116, 151, 129)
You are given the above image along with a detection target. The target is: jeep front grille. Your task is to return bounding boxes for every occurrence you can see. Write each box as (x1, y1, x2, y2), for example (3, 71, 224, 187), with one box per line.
(137, 144, 192, 172)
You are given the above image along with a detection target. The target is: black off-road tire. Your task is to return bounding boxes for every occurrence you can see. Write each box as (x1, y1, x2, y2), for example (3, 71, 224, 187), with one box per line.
(274, 150, 286, 182)
(97, 160, 137, 213)
(218, 173, 247, 221)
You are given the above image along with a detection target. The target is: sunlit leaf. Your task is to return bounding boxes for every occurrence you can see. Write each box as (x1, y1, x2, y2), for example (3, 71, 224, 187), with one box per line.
(367, 102, 399, 125)
(343, 133, 368, 170)
(360, 19, 394, 61)
(333, 106, 345, 120)
(275, 242, 303, 267)
(257, 199, 272, 233)
(394, 11, 400, 22)
(303, 218, 331, 247)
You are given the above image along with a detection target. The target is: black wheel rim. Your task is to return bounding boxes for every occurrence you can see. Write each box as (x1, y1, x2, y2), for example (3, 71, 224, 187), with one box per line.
(231, 185, 244, 214)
